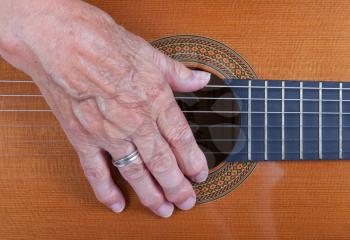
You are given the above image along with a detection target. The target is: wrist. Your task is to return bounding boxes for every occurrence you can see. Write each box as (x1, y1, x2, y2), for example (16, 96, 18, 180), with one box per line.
(0, 0, 74, 57)
(0, 0, 69, 38)
(0, 0, 64, 79)
(0, 1, 15, 36)
(0, 1, 38, 47)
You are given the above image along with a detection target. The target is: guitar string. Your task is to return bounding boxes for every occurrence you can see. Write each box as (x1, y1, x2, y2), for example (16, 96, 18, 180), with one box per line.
(1, 153, 345, 157)
(0, 124, 346, 128)
(197, 139, 341, 142)
(182, 111, 345, 114)
(0, 149, 343, 155)
(1, 94, 350, 103)
(176, 97, 347, 101)
(205, 85, 348, 90)
(1, 138, 347, 144)
(1, 79, 350, 89)
(201, 151, 345, 154)
(1, 110, 350, 114)
(1, 84, 349, 90)
(189, 124, 346, 128)
(2, 138, 342, 143)
(0, 80, 33, 83)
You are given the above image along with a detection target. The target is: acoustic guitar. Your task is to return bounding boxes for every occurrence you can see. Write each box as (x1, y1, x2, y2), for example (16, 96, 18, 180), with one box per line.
(1, 1, 349, 239)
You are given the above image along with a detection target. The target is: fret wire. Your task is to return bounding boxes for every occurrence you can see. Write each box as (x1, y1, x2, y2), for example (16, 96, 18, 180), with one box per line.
(282, 81, 285, 160)
(300, 82, 303, 160)
(264, 81, 268, 160)
(340, 83, 343, 159)
(248, 80, 252, 161)
(319, 82, 323, 159)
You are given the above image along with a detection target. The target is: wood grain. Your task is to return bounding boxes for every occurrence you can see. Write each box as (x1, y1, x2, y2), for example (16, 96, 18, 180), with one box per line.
(0, 1, 350, 239)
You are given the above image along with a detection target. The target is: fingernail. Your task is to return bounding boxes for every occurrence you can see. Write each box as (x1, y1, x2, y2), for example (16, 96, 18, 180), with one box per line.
(156, 202, 174, 218)
(193, 170, 208, 183)
(177, 196, 196, 210)
(193, 70, 211, 85)
(111, 203, 124, 213)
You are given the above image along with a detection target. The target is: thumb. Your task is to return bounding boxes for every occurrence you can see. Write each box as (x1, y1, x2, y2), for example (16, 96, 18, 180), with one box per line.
(152, 49, 211, 92)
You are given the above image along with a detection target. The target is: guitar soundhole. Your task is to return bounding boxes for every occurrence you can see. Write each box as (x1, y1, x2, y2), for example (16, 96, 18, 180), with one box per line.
(152, 35, 257, 203)
(175, 72, 240, 170)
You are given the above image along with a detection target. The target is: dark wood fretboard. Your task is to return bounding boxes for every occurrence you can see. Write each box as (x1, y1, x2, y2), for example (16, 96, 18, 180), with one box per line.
(220, 79, 350, 161)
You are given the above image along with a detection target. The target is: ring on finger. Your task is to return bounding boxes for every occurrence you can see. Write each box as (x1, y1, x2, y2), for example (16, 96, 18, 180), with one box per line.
(112, 150, 140, 168)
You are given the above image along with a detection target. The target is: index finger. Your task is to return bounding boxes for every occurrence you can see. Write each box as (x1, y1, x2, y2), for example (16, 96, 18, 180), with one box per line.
(157, 100, 209, 182)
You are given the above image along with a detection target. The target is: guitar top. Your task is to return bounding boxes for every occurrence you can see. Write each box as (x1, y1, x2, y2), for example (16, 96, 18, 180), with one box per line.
(0, 1, 350, 239)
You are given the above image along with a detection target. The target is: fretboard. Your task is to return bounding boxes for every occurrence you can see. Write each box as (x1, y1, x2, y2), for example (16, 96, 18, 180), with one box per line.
(221, 79, 350, 161)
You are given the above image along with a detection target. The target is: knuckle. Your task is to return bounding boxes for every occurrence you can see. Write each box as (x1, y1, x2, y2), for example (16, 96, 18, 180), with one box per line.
(0, 35, 22, 56)
(135, 122, 155, 138)
(186, 162, 204, 178)
(151, 49, 170, 72)
(66, 83, 90, 100)
(179, 147, 207, 178)
(121, 161, 147, 182)
(96, 189, 119, 207)
(114, 91, 146, 110)
(145, 82, 162, 100)
(142, 74, 168, 100)
(96, 9, 115, 25)
(118, 60, 136, 81)
(151, 49, 163, 66)
(168, 124, 195, 149)
(139, 191, 164, 209)
(52, 71, 91, 101)
(147, 149, 173, 174)
(74, 143, 97, 157)
(95, 98, 116, 120)
(165, 182, 194, 204)
(83, 166, 110, 183)
(72, 101, 100, 134)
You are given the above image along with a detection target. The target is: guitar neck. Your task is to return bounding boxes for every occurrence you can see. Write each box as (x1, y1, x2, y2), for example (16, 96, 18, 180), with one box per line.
(221, 79, 350, 161)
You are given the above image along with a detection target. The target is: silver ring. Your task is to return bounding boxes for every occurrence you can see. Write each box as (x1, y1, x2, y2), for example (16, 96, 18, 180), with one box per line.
(112, 150, 140, 168)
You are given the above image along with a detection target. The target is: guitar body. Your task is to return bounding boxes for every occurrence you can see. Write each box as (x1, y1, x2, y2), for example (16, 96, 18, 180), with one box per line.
(1, 1, 350, 239)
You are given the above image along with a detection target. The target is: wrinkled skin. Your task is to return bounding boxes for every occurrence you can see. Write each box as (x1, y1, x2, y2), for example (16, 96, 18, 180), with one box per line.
(0, 0, 210, 217)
